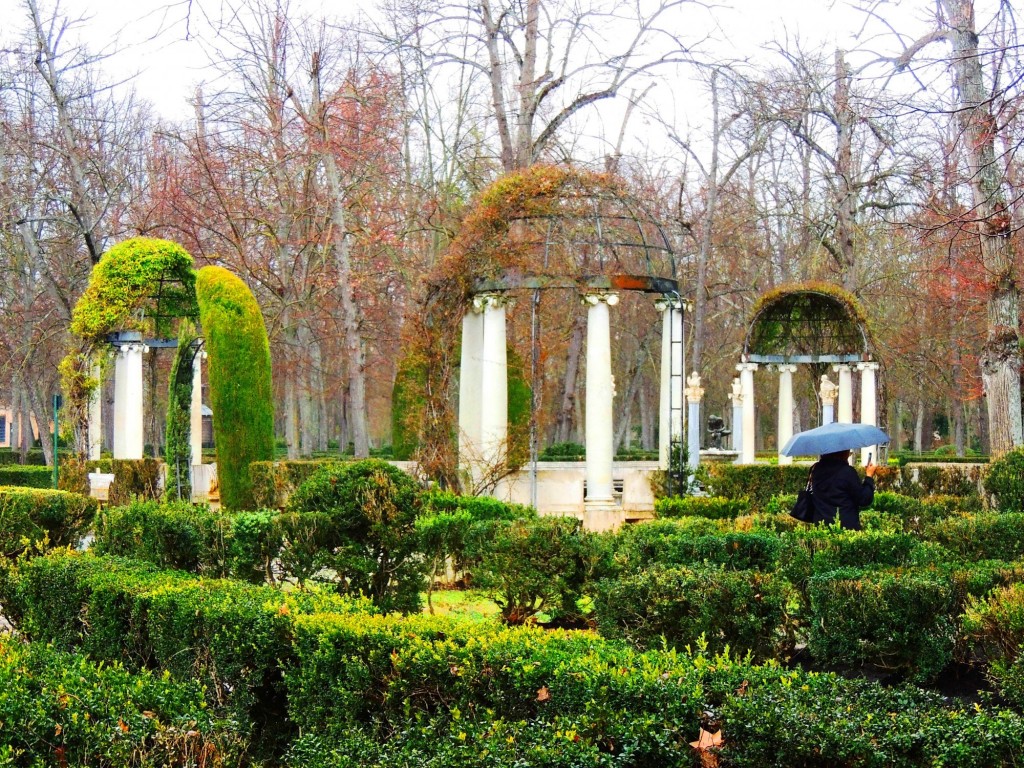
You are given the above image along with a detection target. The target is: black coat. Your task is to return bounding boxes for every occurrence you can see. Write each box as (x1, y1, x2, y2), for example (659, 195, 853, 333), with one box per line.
(809, 454, 874, 531)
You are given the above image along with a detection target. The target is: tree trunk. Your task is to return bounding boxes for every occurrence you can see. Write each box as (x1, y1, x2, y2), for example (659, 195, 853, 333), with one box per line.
(833, 50, 858, 291)
(554, 312, 586, 444)
(941, 0, 1023, 455)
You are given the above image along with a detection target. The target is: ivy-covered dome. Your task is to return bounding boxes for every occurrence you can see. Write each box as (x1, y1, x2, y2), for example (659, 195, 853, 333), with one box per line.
(70, 237, 198, 343)
(743, 282, 871, 363)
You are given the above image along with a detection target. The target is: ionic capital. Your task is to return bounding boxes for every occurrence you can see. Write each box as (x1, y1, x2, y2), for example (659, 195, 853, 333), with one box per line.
(582, 290, 619, 307)
(856, 361, 880, 373)
(736, 362, 759, 374)
(471, 292, 512, 313)
(776, 364, 798, 375)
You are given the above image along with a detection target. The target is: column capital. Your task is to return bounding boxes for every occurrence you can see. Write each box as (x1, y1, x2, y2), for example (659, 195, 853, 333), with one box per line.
(582, 290, 619, 307)
(832, 363, 852, 373)
(118, 343, 147, 356)
(685, 371, 704, 403)
(736, 362, 759, 374)
(654, 295, 690, 312)
(776, 363, 798, 374)
(856, 361, 880, 373)
(471, 292, 512, 312)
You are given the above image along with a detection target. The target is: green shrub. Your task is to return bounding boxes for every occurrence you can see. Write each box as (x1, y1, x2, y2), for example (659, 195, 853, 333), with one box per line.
(807, 566, 957, 682)
(964, 582, 1024, 708)
(196, 265, 275, 510)
(593, 565, 793, 659)
(916, 464, 984, 497)
(229, 509, 283, 584)
(0, 486, 97, 555)
(924, 512, 1024, 561)
(94, 499, 231, 575)
(164, 320, 198, 502)
(467, 516, 610, 624)
(0, 466, 53, 489)
(700, 464, 813, 511)
(538, 441, 586, 460)
(288, 459, 425, 613)
(249, 459, 347, 509)
(654, 494, 750, 519)
(108, 458, 162, 505)
(421, 489, 535, 522)
(612, 521, 782, 573)
(986, 447, 1024, 512)
(0, 637, 247, 766)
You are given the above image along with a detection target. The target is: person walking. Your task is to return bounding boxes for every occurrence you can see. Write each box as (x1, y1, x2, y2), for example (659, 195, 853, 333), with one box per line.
(810, 450, 876, 531)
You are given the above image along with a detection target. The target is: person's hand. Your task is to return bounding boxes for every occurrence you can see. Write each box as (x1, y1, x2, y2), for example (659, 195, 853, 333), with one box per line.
(865, 462, 877, 478)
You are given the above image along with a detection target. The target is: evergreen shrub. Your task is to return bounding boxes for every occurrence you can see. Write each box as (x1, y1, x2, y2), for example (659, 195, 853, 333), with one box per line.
(700, 464, 813, 511)
(655, 494, 750, 519)
(108, 458, 162, 505)
(985, 447, 1024, 512)
(196, 265, 274, 510)
(0, 466, 52, 489)
(249, 459, 346, 509)
(0, 486, 96, 556)
(593, 565, 793, 659)
(612, 521, 782, 573)
(807, 566, 957, 682)
(923, 513, 1024, 561)
(964, 582, 1024, 707)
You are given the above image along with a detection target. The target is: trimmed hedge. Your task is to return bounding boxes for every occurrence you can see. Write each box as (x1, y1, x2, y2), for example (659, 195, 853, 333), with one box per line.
(807, 566, 957, 682)
(108, 458, 162, 505)
(654, 494, 750, 519)
(986, 447, 1024, 512)
(0, 486, 97, 555)
(0, 465, 52, 489)
(250, 459, 346, 510)
(613, 520, 782, 573)
(593, 564, 793, 659)
(700, 464, 814, 511)
(196, 265, 274, 510)
(964, 582, 1024, 707)
(923, 513, 1024, 561)
(0, 637, 247, 766)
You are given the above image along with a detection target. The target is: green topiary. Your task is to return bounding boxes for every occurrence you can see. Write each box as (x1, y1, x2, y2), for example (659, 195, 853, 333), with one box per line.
(196, 266, 274, 510)
(985, 447, 1024, 512)
(287, 459, 425, 613)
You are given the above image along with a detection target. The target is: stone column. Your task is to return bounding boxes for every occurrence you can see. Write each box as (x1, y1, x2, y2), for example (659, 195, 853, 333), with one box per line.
(858, 361, 880, 465)
(478, 294, 509, 470)
(113, 337, 146, 460)
(685, 372, 704, 470)
(730, 377, 743, 453)
(88, 358, 102, 461)
(736, 362, 758, 464)
(584, 291, 618, 503)
(458, 304, 485, 469)
(819, 374, 837, 426)
(833, 364, 853, 423)
(655, 297, 684, 469)
(190, 349, 206, 465)
(776, 364, 797, 465)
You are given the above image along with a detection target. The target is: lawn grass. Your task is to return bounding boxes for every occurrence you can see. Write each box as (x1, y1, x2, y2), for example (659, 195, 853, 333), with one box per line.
(423, 588, 501, 620)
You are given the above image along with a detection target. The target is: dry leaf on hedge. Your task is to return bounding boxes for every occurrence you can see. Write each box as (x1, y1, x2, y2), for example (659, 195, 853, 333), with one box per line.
(689, 728, 724, 768)
(536, 685, 551, 702)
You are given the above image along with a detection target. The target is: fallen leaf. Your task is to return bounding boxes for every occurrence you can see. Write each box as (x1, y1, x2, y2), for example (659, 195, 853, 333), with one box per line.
(536, 685, 551, 702)
(689, 728, 724, 768)
(118, 718, 129, 734)
(736, 680, 749, 696)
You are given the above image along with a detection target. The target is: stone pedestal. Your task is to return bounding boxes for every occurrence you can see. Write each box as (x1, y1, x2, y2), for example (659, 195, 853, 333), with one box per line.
(834, 364, 853, 423)
(584, 291, 618, 504)
(113, 336, 146, 460)
(88, 358, 102, 461)
(190, 349, 205, 465)
(685, 372, 704, 471)
(776, 364, 797, 464)
(730, 377, 743, 453)
(820, 374, 837, 426)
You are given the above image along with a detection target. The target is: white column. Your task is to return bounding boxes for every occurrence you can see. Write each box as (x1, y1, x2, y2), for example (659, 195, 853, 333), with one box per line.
(113, 340, 146, 460)
(777, 364, 797, 465)
(478, 294, 509, 469)
(458, 306, 485, 468)
(858, 361, 880, 465)
(820, 374, 837, 426)
(584, 291, 618, 503)
(656, 297, 683, 469)
(190, 349, 205, 466)
(88, 358, 102, 461)
(685, 372, 704, 471)
(737, 362, 758, 464)
(833, 364, 853, 423)
(730, 377, 743, 453)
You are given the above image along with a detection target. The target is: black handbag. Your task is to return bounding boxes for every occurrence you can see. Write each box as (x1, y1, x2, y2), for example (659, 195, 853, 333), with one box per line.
(789, 465, 817, 523)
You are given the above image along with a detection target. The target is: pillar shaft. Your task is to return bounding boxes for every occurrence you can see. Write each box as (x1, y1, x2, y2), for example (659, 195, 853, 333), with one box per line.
(834, 364, 854, 423)
(858, 362, 880, 465)
(190, 350, 204, 465)
(88, 358, 102, 461)
(458, 307, 485, 468)
(585, 292, 617, 502)
(657, 299, 683, 469)
(113, 342, 145, 460)
(777, 364, 797, 464)
(822, 403, 835, 426)
(479, 295, 509, 468)
(737, 363, 758, 464)
(730, 377, 743, 453)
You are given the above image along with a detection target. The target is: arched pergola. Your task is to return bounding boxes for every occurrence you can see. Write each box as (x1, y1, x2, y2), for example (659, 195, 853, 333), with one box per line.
(735, 283, 878, 464)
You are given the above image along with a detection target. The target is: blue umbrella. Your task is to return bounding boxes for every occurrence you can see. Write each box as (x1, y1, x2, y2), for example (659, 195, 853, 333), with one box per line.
(780, 422, 890, 457)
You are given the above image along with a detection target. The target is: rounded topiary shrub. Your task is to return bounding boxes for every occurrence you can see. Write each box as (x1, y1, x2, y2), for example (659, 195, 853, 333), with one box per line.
(288, 459, 425, 613)
(985, 447, 1024, 512)
(196, 265, 274, 511)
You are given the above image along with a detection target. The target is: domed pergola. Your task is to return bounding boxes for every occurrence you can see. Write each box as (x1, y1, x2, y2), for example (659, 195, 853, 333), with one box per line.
(734, 284, 878, 464)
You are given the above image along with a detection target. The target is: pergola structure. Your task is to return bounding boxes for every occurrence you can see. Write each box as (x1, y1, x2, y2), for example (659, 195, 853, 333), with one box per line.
(735, 285, 878, 464)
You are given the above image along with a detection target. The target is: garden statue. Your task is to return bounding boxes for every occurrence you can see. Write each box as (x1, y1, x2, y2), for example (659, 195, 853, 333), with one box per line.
(707, 413, 731, 450)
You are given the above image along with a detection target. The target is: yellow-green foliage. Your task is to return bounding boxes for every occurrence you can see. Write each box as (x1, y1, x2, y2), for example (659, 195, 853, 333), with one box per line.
(70, 237, 197, 342)
(196, 266, 274, 510)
